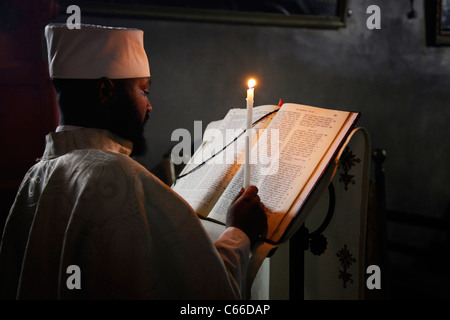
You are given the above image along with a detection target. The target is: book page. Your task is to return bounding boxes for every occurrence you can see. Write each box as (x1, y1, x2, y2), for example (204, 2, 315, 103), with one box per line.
(272, 110, 359, 242)
(171, 105, 278, 218)
(207, 104, 355, 240)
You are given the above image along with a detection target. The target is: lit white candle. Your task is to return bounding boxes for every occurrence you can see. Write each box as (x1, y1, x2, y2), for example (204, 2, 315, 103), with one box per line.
(243, 79, 256, 189)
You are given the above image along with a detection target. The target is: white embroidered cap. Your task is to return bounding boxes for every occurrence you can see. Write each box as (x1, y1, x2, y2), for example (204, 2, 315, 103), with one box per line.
(45, 23, 150, 79)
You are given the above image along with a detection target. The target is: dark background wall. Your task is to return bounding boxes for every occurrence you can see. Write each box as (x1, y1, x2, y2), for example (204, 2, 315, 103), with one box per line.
(1, 0, 449, 299)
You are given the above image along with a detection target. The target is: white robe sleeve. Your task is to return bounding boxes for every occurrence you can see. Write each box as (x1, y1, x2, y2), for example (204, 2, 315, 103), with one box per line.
(214, 227, 251, 298)
(132, 168, 248, 299)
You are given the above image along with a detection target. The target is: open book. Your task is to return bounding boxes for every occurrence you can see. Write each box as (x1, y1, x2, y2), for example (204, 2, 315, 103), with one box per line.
(172, 103, 360, 244)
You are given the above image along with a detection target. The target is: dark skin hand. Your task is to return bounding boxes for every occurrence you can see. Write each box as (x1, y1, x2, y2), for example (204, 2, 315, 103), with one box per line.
(226, 186, 268, 246)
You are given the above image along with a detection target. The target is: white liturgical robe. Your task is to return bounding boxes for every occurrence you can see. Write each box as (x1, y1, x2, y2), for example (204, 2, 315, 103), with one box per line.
(0, 128, 250, 299)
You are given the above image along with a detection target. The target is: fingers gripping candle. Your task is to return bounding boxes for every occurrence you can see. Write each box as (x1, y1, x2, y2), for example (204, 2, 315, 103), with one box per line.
(243, 79, 255, 189)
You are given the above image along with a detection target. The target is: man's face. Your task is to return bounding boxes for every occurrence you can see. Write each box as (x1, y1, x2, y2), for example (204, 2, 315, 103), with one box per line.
(128, 77, 152, 128)
(109, 77, 152, 157)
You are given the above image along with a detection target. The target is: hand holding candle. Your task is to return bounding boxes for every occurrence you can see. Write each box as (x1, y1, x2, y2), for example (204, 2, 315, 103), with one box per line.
(243, 78, 256, 189)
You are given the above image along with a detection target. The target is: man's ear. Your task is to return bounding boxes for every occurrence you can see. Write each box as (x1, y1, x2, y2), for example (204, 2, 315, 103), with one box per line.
(97, 77, 115, 105)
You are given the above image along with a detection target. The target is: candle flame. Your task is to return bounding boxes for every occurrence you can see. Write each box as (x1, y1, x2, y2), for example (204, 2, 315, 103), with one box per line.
(248, 79, 256, 89)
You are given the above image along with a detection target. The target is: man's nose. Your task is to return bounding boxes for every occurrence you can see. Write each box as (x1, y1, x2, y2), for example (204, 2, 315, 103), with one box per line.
(147, 100, 152, 113)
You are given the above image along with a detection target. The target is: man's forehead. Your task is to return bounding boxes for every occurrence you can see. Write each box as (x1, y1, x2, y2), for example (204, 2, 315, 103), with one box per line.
(135, 77, 151, 85)
(119, 77, 150, 86)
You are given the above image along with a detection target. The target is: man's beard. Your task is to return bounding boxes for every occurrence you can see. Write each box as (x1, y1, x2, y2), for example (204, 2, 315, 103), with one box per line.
(110, 97, 148, 157)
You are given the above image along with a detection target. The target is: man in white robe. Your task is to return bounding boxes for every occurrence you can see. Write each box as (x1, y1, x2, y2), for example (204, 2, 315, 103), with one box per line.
(0, 24, 267, 299)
